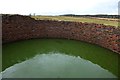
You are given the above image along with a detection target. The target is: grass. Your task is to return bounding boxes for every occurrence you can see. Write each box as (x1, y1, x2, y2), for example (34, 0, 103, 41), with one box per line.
(32, 16, 118, 27)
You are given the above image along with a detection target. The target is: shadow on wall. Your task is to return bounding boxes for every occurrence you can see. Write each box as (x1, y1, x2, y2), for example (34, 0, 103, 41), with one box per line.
(2, 14, 120, 54)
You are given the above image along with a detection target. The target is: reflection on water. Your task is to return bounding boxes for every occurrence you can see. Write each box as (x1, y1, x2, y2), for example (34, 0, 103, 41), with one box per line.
(2, 52, 116, 78)
(0, 72, 2, 80)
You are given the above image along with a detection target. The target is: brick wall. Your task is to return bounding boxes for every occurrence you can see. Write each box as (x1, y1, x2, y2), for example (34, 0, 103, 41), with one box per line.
(2, 15, 120, 54)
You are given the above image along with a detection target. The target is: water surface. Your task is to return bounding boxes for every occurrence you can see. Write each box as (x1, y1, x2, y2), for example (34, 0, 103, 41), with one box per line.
(2, 39, 119, 78)
(2, 53, 116, 78)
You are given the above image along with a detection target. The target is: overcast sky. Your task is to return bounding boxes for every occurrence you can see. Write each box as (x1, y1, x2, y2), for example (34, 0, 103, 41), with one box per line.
(0, 0, 119, 15)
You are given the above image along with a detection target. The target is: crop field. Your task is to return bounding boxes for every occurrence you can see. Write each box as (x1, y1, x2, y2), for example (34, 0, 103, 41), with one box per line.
(32, 16, 118, 27)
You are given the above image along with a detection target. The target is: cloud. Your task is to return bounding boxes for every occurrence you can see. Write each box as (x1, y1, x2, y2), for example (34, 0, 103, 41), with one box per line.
(0, 0, 119, 15)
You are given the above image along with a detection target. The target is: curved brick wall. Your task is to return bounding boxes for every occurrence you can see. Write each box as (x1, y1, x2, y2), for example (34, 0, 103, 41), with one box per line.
(2, 15, 120, 54)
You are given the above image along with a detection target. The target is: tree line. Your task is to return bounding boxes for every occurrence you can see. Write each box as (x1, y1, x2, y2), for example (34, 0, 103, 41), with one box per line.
(60, 14, 119, 19)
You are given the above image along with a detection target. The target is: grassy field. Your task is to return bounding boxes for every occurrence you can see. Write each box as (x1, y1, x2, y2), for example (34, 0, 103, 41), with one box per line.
(32, 16, 118, 27)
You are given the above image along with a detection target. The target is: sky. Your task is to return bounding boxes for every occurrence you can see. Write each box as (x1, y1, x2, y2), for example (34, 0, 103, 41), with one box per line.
(0, 0, 119, 15)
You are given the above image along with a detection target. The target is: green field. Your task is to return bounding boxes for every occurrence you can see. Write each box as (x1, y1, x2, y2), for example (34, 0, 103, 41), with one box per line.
(32, 16, 118, 27)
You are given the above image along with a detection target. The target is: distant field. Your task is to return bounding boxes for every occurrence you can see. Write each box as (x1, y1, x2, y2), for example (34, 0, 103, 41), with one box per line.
(32, 16, 118, 27)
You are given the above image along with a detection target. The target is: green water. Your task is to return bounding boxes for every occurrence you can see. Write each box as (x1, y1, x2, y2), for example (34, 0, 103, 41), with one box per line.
(2, 39, 120, 78)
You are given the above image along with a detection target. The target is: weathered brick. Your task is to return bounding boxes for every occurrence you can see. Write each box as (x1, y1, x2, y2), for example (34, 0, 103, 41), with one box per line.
(2, 14, 120, 54)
